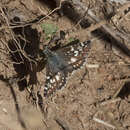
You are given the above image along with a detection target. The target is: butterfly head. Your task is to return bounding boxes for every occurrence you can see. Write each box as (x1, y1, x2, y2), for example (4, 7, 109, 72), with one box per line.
(43, 46, 53, 58)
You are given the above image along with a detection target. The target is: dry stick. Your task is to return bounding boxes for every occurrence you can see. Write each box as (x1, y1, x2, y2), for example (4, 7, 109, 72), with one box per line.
(55, 118, 70, 130)
(53, 0, 130, 56)
(93, 117, 116, 129)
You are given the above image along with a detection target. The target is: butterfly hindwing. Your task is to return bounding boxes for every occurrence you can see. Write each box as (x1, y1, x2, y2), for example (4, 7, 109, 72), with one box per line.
(44, 64, 67, 97)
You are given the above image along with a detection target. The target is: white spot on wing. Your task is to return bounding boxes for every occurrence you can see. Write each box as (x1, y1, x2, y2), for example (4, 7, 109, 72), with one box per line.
(71, 46, 74, 51)
(80, 42, 84, 47)
(50, 79, 55, 83)
(55, 75, 60, 80)
(71, 57, 77, 62)
(78, 46, 83, 51)
(74, 51, 79, 56)
(44, 87, 48, 90)
(46, 76, 50, 79)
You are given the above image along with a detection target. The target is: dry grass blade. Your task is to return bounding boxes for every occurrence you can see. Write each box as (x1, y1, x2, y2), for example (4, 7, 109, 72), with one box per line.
(93, 117, 116, 129)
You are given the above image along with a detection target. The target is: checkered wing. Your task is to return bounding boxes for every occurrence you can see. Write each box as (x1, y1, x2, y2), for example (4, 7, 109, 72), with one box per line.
(44, 65, 67, 97)
(44, 40, 91, 97)
(58, 40, 91, 70)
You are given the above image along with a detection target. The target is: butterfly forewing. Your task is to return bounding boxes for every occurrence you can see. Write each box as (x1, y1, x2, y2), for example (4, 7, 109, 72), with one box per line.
(57, 40, 91, 70)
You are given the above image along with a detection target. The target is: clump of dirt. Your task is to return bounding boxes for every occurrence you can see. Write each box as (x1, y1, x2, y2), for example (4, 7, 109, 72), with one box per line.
(0, 0, 130, 130)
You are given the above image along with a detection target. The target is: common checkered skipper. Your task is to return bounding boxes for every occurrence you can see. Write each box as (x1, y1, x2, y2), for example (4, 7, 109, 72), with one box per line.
(43, 40, 91, 97)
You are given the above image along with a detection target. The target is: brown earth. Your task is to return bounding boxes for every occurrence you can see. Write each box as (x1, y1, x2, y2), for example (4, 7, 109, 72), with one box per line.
(0, 0, 130, 130)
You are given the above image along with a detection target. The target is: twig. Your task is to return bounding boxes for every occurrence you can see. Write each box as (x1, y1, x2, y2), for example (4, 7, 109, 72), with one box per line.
(93, 117, 116, 129)
(55, 118, 70, 130)
(100, 97, 121, 106)
(86, 64, 99, 68)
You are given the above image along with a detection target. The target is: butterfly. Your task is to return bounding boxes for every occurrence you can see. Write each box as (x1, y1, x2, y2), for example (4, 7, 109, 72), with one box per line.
(43, 40, 91, 97)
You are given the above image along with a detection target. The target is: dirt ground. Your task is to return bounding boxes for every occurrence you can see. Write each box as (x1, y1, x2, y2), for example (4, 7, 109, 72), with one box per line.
(0, 0, 130, 130)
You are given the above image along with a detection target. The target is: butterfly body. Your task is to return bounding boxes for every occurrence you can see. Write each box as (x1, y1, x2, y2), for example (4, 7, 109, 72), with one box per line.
(44, 47, 72, 74)
(43, 40, 91, 97)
